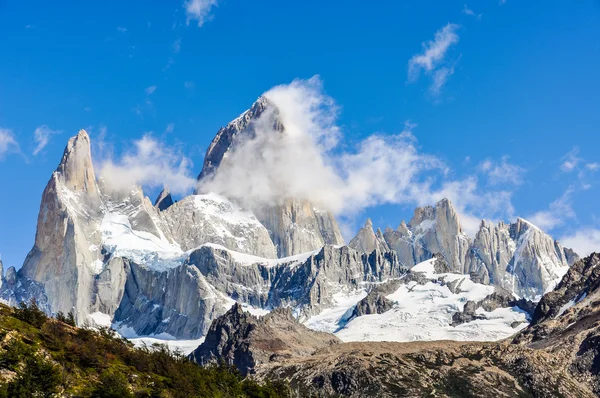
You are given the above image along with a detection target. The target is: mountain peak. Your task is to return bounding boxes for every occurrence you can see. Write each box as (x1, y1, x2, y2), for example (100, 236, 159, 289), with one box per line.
(154, 187, 174, 211)
(197, 96, 277, 182)
(56, 129, 97, 194)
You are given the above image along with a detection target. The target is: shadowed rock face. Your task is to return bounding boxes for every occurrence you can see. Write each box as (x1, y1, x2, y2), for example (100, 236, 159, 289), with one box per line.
(154, 188, 174, 211)
(197, 96, 273, 182)
(190, 303, 340, 375)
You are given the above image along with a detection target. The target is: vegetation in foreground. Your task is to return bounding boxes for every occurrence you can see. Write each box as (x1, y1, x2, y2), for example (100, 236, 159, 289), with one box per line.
(0, 301, 290, 397)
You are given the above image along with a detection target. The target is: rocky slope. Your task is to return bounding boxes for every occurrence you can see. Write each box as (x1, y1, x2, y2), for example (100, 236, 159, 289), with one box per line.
(354, 199, 578, 300)
(190, 303, 339, 375)
(193, 255, 600, 397)
(305, 255, 531, 343)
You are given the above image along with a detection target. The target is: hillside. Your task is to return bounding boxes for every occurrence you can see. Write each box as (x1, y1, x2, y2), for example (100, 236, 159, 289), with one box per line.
(0, 302, 289, 398)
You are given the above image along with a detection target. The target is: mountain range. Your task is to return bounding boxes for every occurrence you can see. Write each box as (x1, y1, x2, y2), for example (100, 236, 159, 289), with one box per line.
(0, 97, 586, 362)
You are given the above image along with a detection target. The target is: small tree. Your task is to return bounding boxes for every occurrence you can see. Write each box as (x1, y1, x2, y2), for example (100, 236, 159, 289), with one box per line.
(13, 299, 47, 328)
(66, 311, 76, 327)
(6, 354, 62, 398)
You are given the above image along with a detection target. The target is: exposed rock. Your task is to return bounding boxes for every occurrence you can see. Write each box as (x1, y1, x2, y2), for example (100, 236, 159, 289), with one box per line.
(528, 252, 600, 326)
(19, 130, 107, 322)
(256, 199, 345, 257)
(380, 199, 578, 300)
(351, 280, 402, 318)
(161, 194, 277, 257)
(111, 244, 406, 338)
(197, 96, 273, 182)
(469, 218, 577, 301)
(18, 130, 169, 324)
(153, 188, 174, 211)
(349, 219, 390, 254)
(190, 303, 340, 375)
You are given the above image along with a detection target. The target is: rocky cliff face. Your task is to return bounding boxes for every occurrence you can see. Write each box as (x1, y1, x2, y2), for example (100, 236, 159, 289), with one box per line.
(161, 193, 277, 257)
(256, 198, 345, 257)
(18, 130, 113, 322)
(469, 218, 575, 300)
(357, 198, 578, 300)
(154, 188, 174, 211)
(349, 219, 390, 253)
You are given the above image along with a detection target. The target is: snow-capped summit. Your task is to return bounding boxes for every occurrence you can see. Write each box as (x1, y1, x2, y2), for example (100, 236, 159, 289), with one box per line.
(196, 97, 345, 257)
(362, 198, 578, 300)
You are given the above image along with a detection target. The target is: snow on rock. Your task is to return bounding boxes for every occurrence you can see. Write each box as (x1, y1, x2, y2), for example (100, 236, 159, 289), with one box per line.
(101, 212, 185, 271)
(304, 259, 528, 343)
(161, 194, 277, 258)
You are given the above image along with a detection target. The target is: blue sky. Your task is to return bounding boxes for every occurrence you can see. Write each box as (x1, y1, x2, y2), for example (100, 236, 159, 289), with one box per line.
(1, 0, 599, 269)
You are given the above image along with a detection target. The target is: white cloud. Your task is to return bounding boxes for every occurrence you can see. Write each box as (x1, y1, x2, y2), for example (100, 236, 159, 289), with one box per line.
(184, 0, 219, 27)
(184, 81, 195, 90)
(165, 123, 175, 134)
(560, 228, 600, 256)
(527, 187, 575, 231)
(0, 128, 19, 159)
(117, 26, 128, 33)
(586, 163, 600, 171)
(462, 5, 482, 19)
(98, 134, 196, 195)
(198, 76, 516, 236)
(479, 156, 526, 185)
(430, 66, 455, 96)
(408, 23, 460, 97)
(145, 85, 157, 95)
(560, 147, 582, 172)
(33, 125, 59, 155)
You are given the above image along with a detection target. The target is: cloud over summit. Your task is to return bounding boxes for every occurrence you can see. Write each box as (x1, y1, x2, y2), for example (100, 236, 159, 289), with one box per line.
(198, 76, 516, 234)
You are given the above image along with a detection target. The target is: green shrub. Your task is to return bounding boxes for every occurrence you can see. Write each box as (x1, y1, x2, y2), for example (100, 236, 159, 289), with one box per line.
(5, 354, 62, 398)
(91, 369, 134, 398)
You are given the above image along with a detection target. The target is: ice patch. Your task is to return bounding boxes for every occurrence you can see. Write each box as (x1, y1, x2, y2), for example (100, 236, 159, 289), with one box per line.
(88, 312, 112, 328)
(101, 212, 185, 271)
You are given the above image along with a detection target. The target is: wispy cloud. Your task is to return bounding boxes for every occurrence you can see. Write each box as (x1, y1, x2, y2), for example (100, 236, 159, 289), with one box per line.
(560, 146, 599, 189)
(527, 186, 576, 231)
(33, 125, 59, 156)
(173, 38, 182, 54)
(586, 163, 600, 171)
(184, 81, 195, 90)
(408, 23, 460, 97)
(184, 0, 219, 27)
(165, 123, 175, 134)
(560, 228, 600, 256)
(560, 147, 582, 172)
(0, 128, 20, 160)
(199, 76, 516, 237)
(479, 156, 526, 185)
(145, 85, 157, 95)
(117, 26, 128, 33)
(462, 5, 482, 19)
